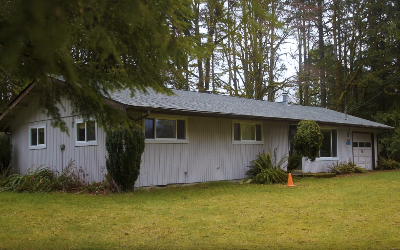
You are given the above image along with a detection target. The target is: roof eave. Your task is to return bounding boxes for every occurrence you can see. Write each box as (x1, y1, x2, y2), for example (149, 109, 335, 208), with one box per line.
(126, 105, 393, 130)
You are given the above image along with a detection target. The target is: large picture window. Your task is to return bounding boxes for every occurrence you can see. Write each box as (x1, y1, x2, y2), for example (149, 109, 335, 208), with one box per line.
(75, 119, 97, 146)
(319, 129, 337, 158)
(29, 124, 46, 149)
(233, 121, 263, 144)
(144, 116, 187, 143)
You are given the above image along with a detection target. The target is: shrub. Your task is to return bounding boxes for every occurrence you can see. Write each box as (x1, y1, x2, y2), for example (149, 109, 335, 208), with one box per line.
(84, 173, 118, 195)
(0, 161, 119, 194)
(292, 120, 323, 162)
(106, 127, 145, 192)
(53, 160, 86, 191)
(1, 166, 55, 192)
(0, 134, 12, 176)
(328, 160, 366, 174)
(377, 157, 400, 170)
(246, 149, 288, 184)
(287, 153, 302, 172)
(374, 110, 400, 161)
(0, 162, 88, 193)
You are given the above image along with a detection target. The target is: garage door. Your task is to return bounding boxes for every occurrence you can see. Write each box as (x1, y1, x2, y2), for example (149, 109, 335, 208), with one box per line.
(352, 133, 373, 170)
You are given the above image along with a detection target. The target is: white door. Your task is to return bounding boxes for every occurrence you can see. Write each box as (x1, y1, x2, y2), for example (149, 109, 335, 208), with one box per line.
(352, 133, 373, 170)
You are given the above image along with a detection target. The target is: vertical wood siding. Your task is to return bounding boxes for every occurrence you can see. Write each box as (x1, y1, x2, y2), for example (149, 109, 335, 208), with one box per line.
(12, 94, 378, 186)
(135, 117, 290, 187)
(11, 96, 107, 183)
(11, 99, 292, 186)
(302, 126, 378, 172)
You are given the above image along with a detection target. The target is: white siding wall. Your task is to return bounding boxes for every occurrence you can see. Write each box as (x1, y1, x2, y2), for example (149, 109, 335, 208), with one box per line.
(11, 96, 107, 183)
(11, 94, 380, 186)
(135, 117, 289, 187)
(10, 97, 290, 186)
(302, 126, 378, 173)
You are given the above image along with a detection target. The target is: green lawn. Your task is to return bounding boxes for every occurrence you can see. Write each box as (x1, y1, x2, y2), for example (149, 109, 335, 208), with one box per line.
(1, 171, 400, 250)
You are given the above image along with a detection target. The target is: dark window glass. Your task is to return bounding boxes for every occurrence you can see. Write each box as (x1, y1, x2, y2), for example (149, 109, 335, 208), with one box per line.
(156, 119, 176, 138)
(320, 130, 331, 157)
(359, 142, 365, 147)
(145, 118, 155, 139)
(177, 120, 186, 139)
(233, 123, 240, 141)
(256, 124, 262, 141)
(353, 142, 358, 147)
(31, 128, 37, 146)
(38, 128, 45, 145)
(77, 122, 86, 141)
(241, 124, 255, 140)
(365, 142, 371, 147)
(86, 121, 96, 141)
(332, 130, 337, 157)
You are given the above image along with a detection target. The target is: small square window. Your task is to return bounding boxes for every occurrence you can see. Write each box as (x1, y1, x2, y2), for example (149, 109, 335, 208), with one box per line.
(75, 119, 97, 146)
(233, 121, 263, 144)
(29, 124, 46, 149)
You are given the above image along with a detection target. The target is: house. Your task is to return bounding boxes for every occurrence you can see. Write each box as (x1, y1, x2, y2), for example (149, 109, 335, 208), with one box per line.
(0, 81, 392, 186)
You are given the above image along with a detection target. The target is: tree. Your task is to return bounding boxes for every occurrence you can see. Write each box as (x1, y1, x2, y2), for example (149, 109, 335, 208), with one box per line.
(291, 120, 323, 162)
(105, 127, 145, 192)
(0, 0, 193, 132)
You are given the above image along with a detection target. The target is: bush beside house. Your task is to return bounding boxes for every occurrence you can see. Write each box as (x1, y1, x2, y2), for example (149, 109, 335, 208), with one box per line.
(106, 127, 145, 192)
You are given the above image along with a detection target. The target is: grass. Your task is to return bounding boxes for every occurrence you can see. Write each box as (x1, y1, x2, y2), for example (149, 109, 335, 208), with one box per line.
(1, 171, 400, 249)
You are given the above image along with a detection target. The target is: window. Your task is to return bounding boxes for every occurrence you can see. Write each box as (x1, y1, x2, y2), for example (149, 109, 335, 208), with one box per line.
(29, 124, 46, 149)
(75, 119, 97, 146)
(144, 116, 188, 143)
(233, 121, 263, 144)
(353, 142, 371, 148)
(319, 129, 337, 158)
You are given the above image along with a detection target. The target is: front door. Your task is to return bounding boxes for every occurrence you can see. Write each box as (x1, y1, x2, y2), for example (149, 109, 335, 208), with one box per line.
(352, 133, 373, 170)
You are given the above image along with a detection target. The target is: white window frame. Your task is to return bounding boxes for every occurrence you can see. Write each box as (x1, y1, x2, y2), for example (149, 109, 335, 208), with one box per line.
(29, 124, 46, 149)
(232, 120, 264, 145)
(143, 115, 189, 144)
(316, 127, 338, 160)
(75, 119, 98, 146)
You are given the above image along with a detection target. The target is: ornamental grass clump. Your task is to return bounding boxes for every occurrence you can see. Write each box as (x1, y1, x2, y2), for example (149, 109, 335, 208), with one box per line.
(246, 149, 288, 184)
(0, 162, 87, 193)
(1, 166, 54, 192)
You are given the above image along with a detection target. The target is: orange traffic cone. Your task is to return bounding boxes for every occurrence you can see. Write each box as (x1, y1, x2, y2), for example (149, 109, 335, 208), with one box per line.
(287, 173, 295, 187)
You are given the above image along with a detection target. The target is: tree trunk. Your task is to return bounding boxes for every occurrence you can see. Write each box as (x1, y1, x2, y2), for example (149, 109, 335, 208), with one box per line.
(318, 0, 326, 108)
(195, 2, 204, 92)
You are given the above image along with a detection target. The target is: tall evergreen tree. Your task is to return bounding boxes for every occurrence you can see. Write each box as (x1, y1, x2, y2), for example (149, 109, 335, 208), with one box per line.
(0, 0, 193, 132)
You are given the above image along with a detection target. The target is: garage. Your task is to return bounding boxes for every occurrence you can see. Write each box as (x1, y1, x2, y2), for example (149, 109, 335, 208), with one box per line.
(352, 133, 374, 170)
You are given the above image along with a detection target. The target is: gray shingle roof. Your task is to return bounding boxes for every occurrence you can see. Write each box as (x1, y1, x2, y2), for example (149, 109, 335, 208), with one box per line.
(110, 88, 392, 129)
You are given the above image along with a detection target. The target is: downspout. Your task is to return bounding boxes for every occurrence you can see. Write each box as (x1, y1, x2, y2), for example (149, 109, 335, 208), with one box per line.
(134, 110, 151, 122)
